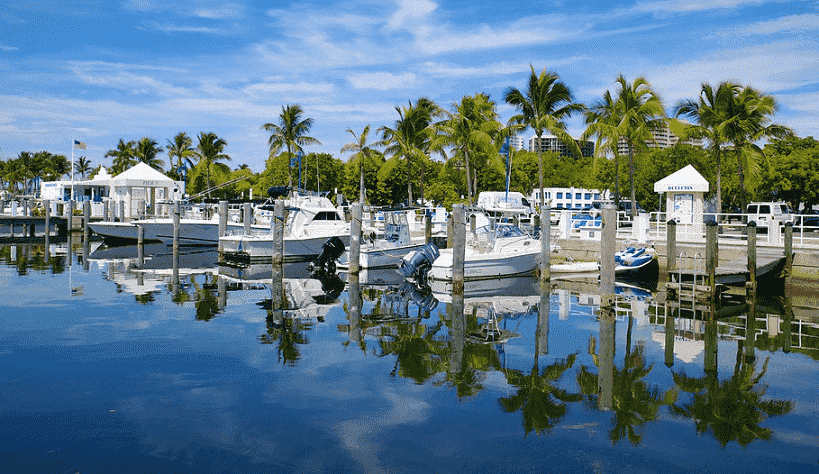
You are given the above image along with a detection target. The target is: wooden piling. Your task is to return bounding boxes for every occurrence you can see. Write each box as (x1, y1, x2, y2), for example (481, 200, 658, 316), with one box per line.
(664, 309, 676, 368)
(218, 200, 228, 253)
(82, 200, 90, 243)
(173, 200, 180, 254)
(784, 221, 793, 280)
(447, 213, 454, 249)
(350, 203, 362, 275)
(424, 213, 431, 244)
(103, 201, 109, 222)
(44, 200, 50, 242)
(451, 204, 466, 296)
(666, 219, 677, 277)
(600, 203, 616, 306)
(747, 221, 757, 295)
(272, 200, 285, 267)
(119, 200, 125, 222)
(243, 202, 252, 235)
(540, 205, 551, 283)
(137, 224, 144, 267)
(706, 221, 717, 297)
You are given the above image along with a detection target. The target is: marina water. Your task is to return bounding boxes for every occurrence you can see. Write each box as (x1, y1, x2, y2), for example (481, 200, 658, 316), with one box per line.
(1, 238, 817, 473)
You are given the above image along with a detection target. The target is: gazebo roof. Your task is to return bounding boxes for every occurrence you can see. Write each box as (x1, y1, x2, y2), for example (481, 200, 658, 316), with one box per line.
(654, 164, 709, 193)
(111, 162, 176, 184)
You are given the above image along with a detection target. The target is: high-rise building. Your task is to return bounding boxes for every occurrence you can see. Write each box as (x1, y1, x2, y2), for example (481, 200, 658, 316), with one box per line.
(616, 122, 702, 155)
(528, 134, 594, 158)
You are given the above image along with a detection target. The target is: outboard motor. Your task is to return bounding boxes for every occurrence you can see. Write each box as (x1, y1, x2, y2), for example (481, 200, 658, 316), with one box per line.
(398, 243, 439, 281)
(310, 236, 346, 274)
(398, 279, 438, 311)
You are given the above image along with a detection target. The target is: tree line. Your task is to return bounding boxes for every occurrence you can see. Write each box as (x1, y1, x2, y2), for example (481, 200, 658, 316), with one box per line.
(4, 67, 819, 212)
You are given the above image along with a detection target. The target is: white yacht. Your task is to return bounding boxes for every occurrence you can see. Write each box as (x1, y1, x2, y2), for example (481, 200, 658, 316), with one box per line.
(220, 191, 351, 263)
(337, 210, 428, 269)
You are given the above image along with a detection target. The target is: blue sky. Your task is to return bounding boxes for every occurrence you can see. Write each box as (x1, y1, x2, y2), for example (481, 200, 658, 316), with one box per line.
(2, 0, 818, 173)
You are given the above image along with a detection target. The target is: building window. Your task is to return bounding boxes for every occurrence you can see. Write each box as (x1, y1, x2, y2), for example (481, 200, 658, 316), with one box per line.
(557, 192, 563, 199)
(594, 193, 600, 200)
(585, 193, 591, 200)
(575, 193, 581, 199)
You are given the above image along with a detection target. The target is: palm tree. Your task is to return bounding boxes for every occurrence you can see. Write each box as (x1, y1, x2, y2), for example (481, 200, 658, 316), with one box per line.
(673, 82, 739, 215)
(612, 74, 666, 217)
(263, 104, 321, 189)
(583, 90, 624, 205)
(134, 137, 165, 171)
(195, 132, 230, 198)
(74, 156, 91, 179)
(340, 125, 378, 203)
(105, 139, 136, 175)
(378, 97, 441, 205)
(166, 132, 196, 178)
(724, 86, 792, 207)
(435, 93, 501, 204)
(504, 66, 584, 210)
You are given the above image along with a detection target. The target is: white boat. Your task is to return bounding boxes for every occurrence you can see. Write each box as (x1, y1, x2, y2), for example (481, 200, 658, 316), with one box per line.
(550, 260, 600, 273)
(337, 210, 428, 269)
(132, 215, 250, 246)
(426, 224, 549, 281)
(220, 191, 351, 263)
(88, 221, 151, 243)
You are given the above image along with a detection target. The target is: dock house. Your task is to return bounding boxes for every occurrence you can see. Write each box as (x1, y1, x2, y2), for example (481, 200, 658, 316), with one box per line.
(654, 164, 709, 241)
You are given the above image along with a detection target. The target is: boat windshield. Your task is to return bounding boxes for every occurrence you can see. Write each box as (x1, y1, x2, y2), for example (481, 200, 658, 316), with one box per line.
(495, 225, 526, 238)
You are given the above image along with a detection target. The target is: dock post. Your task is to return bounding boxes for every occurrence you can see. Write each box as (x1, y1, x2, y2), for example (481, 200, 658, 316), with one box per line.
(119, 200, 125, 222)
(536, 286, 550, 355)
(270, 200, 285, 308)
(218, 200, 228, 254)
(706, 221, 717, 298)
(103, 201, 109, 223)
(424, 213, 431, 244)
(66, 200, 74, 233)
(137, 224, 144, 267)
(540, 205, 551, 283)
(664, 309, 676, 368)
(44, 199, 51, 242)
(447, 213, 454, 249)
(452, 204, 466, 296)
(784, 221, 793, 281)
(243, 202, 252, 235)
(747, 221, 757, 295)
(83, 200, 91, 243)
(173, 200, 180, 254)
(666, 220, 677, 280)
(350, 203, 362, 276)
(601, 203, 616, 307)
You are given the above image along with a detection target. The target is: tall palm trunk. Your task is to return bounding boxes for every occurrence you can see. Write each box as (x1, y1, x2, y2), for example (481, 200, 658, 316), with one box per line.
(715, 147, 722, 214)
(359, 156, 366, 203)
(464, 147, 473, 205)
(407, 156, 413, 205)
(613, 155, 620, 208)
(287, 145, 293, 188)
(537, 132, 544, 209)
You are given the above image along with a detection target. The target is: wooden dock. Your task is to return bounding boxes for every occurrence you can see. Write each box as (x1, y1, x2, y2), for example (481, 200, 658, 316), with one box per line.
(0, 216, 69, 237)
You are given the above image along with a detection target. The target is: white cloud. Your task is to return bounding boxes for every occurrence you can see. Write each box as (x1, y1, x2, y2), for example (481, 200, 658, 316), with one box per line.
(738, 13, 819, 35)
(243, 81, 334, 96)
(389, 0, 438, 29)
(421, 58, 589, 78)
(631, 0, 773, 14)
(778, 91, 819, 113)
(348, 72, 416, 90)
(193, 3, 243, 19)
(155, 25, 221, 34)
(1, 45, 19, 51)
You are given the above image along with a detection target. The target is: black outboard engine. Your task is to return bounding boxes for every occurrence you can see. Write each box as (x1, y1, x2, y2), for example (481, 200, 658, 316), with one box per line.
(310, 236, 346, 274)
(397, 279, 438, 311)
(398, 243, 439, 282)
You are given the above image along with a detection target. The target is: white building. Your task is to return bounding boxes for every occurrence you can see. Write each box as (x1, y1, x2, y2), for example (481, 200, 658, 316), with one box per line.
(617, 122, 703, 155)
(530, 187, 610, 210)
(40, 162, 184, 219)
(529, 135, 595, 158)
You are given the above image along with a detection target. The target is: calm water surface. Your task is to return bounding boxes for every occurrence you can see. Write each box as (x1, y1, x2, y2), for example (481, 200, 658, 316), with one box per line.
(1, 240, 817, 473)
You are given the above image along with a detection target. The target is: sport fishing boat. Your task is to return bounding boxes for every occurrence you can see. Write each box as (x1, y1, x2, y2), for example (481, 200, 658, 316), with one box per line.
(220, 191, 351, 263)
(337, 210, 428, 269)
(413, 223, 551, 282)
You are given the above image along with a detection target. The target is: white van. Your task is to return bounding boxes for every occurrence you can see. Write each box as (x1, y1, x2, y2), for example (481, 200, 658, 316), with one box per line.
(746, 202, 793, 226)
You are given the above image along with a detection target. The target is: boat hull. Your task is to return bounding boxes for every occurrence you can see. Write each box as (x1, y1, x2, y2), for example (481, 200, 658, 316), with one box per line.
(88, 221, 162, 244)
(338, 240, 429, 269)
(221, 233, 351, 262)
(427, 247, 540, 281)
(133, 219, 247, 246)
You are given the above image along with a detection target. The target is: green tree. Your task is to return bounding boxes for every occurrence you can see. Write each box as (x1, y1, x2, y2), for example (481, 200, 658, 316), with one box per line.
(105, 139, 136, 175)
(435, 93, 502, 204)
(583, 89, 625, 205)
(194, 132, 230, 199)
(263, 104, 321, 189)
(724, 86, 792, 207)
(760, 136, 819, 210)
(134, 137, 165, 171)
(378, 97, 442, 205)
(504, 66, 584, 210)
(340, 125, 379, 203)
(673, 81, 739, 214)
(74, 156, 91, 179)
(613, 75, 666, 216)
(166, 132, 196, 180)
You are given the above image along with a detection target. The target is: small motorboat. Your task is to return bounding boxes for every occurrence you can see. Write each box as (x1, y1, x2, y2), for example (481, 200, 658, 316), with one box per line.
(615, 246, 658, 277)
